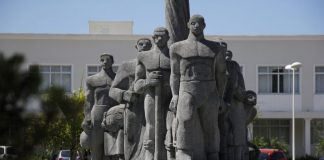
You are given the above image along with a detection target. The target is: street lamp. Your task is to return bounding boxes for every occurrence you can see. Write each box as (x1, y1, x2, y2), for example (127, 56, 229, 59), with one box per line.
(285, 62, 302, 160)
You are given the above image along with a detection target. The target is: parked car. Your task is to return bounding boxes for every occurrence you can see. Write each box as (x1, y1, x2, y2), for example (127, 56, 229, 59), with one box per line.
(258, 148, 287, 160)
(56, 150, 70, 160)
(0, 146, 17, 159)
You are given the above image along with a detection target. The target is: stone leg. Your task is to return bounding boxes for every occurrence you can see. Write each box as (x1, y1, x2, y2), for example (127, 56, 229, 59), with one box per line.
(176, 91, 206, 160)
(143, 91, 155, 160)
(219, 113, 229, 160)
(199, 93, 220, 160)
(233, 146, 245, 160)
(91, 105, 108, 160)
(165, 111, 175, 160)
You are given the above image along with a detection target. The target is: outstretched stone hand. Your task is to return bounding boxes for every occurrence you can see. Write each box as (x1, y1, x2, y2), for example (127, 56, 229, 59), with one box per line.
(169, 95, 179, 113)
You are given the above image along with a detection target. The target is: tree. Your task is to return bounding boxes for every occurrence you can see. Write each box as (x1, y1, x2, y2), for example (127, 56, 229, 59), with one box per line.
(0, 52, 52, 159)
(41, 86, 85, 159)
(0, 52, 84, 159)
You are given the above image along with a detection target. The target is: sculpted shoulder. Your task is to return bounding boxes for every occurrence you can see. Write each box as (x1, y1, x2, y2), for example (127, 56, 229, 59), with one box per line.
(86, 73, 109, 87)
(170, 40, 188, 56)
(118, 59, 136, 75)
(137, 50, 152, 63)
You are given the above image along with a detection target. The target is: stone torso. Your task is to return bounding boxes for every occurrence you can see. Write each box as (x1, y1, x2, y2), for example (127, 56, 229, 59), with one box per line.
(138, 49, 171, 84)
(173, 39, 220, 81)
(138, 50, 171, 71)
(87, 70, 115, 106)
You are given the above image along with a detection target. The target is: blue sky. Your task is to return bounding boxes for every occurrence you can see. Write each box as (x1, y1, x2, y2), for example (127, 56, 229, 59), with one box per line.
(0, 0, 323, 35)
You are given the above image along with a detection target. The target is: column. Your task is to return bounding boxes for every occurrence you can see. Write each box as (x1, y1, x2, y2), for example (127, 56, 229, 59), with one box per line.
(304, 118, 312, 155)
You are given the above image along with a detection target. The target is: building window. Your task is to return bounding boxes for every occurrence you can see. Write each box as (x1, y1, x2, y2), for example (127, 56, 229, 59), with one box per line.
(87, 65, 119, 77)
(253, 119, 290, 144)
(37, 65, 72, 92)
(258, 66, 300, 94)
(315, 66, 324, 94)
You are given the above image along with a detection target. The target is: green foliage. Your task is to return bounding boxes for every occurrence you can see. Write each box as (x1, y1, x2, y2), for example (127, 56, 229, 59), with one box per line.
(315, 137, 324, 157)
(253, 136, 289, 153)
(253, 136, 268, 148)
(41, 86, 85, 159)
(0, 52, 85, 159)
(0, 52, 46, 159)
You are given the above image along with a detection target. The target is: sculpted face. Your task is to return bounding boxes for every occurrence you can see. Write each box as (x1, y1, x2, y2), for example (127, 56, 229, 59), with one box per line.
(152, 27, 169, 48)
(245, 90, 257, 106)
(188, 15, 205, 36)
(100, 54, 113, 70)
(136, 38, 152, 52)
(225, 50, 233, 61)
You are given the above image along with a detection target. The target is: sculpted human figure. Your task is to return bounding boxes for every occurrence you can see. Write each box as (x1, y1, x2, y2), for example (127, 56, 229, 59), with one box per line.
(244, 90, 258, 160)
(169, 15, 227, 160)
(107, 38, 152, 160)
(80, 53, 117, 160)
(244, 90, 257, 125)
(134, 27, 172, 160)
(223, 50, 247, 160)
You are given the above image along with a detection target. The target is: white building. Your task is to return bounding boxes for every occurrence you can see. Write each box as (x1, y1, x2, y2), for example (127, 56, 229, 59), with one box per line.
(0, 33, 323, 157)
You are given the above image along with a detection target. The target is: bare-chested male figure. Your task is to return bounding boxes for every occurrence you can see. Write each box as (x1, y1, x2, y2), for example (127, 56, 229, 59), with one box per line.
(169, 15, 227, 160)
(81, 53, 117, 160)
(108, 38, 152, 160)
(134, 27, 172, 160)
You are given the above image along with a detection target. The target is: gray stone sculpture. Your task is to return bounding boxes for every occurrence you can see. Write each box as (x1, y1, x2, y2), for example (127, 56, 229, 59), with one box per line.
(101, 105, 124, 160)
(244, 90, 257, 125)
(80, 53, 117, 160)
(108, 38, 152, 160)
(134, 27, 172, 160)
(223, 50, 249, 160)
(169, 15, 227, 160)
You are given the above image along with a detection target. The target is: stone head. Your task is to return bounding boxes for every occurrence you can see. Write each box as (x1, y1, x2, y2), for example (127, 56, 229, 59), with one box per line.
(188, 14, 206, 36)
(135, 38, 152, 52)
(152, 27, 169, 48)
(99, 53, 114, 70)
(245, 90, 257, 106)
(225, 50, 233, 61)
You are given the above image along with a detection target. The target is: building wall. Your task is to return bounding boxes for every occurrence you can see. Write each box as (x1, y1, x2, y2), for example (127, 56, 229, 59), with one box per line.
(1, 34, 324, 156)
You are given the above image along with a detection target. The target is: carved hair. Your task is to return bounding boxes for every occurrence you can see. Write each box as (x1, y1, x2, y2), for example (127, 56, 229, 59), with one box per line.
(153, 27, 169, 36)
(100, 53, 114, 64)
(136, 38, 152, 45)
(189, 14, 205, 25)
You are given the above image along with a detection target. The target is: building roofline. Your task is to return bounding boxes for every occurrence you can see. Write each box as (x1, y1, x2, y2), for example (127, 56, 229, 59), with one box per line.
(0, 33, 324, 41)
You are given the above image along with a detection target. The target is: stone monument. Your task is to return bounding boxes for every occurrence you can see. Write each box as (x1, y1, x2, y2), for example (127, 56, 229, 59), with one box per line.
(169, 15, 227, 160)
(134, 27, 172, 160)
(80, 53, 117, 160)
(79, 2, 260, 160)
(108, 38, 152, 160)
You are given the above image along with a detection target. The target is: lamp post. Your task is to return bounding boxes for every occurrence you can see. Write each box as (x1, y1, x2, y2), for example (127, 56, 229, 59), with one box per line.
(285, 62, 302, 160)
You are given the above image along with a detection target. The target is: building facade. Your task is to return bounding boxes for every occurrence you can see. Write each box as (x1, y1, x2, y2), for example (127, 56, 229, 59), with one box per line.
(0, 33, 323, 157)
